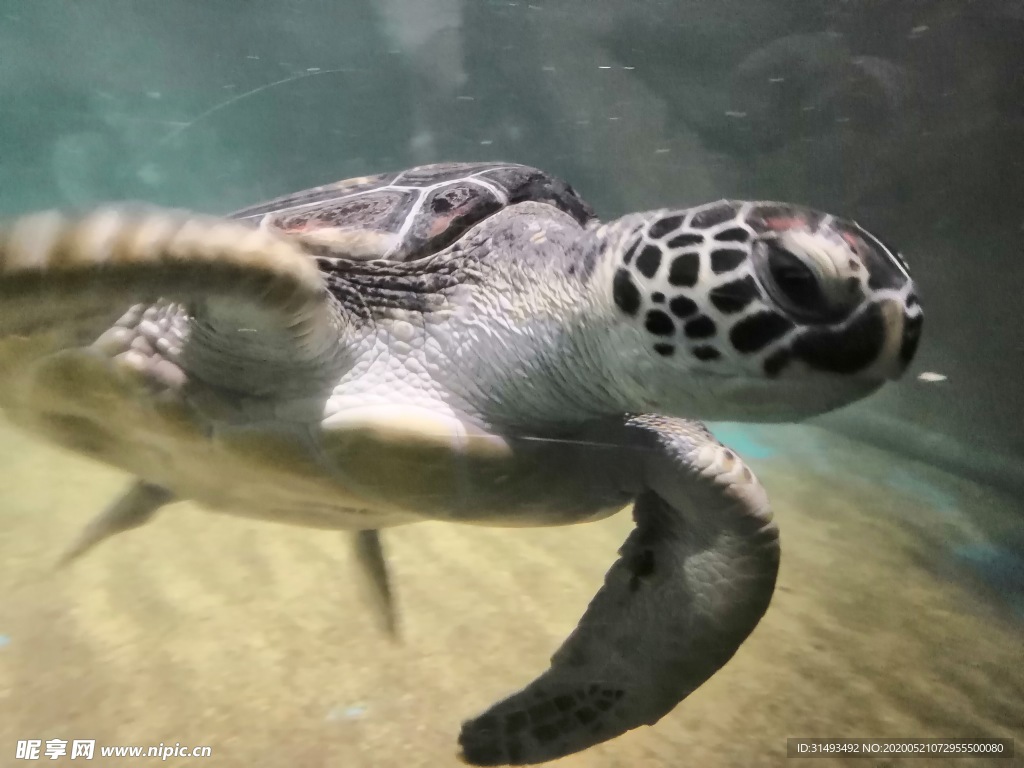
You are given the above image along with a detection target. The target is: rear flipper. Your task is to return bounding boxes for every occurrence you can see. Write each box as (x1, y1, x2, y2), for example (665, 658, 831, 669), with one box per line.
(58, 490, 404, 644)
(350, 529, 400, 639)
(57, 480, 173, 567)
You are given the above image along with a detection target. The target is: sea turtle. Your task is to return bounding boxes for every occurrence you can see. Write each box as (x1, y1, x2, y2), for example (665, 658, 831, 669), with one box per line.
(0, 162, 922, 764)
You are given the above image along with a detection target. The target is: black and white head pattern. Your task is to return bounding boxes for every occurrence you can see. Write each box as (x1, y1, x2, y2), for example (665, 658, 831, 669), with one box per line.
(610, 200, 922, 378)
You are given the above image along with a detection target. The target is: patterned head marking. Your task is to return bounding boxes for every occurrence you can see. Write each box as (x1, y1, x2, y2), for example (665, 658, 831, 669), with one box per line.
(606, 200, 921, 416)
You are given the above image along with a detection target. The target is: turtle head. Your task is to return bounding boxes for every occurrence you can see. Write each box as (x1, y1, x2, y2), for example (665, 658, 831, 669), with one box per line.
(595, 201, 922, 422)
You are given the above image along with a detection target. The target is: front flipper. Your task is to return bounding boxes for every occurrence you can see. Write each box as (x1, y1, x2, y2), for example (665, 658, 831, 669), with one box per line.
(458, 416, 779, 765)
(58, 480, 173, 567)
(0, 207, 345, 376)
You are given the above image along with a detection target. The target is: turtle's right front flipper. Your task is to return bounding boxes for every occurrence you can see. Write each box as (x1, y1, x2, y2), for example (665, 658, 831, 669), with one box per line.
(0, 206, 346, 371)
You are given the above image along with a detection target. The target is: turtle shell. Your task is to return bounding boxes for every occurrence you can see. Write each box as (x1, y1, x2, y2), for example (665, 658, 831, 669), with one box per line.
(229, 162, 597, 262)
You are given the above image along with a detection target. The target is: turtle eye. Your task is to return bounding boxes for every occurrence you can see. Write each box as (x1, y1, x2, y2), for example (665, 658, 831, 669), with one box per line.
(753, 229, 865, 323)
(759, 241, 838, 321)
(766, 243, 826, 310)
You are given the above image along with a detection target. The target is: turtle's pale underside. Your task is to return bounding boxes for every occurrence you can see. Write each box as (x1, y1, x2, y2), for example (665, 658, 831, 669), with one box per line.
(0, 163, 922, 764)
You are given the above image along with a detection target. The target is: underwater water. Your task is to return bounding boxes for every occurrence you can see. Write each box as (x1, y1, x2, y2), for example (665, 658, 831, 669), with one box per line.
(0, 1, 1022, 766)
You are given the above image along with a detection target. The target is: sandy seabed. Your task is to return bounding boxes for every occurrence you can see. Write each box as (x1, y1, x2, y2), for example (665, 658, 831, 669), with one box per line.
(0, 416, 1020, 768)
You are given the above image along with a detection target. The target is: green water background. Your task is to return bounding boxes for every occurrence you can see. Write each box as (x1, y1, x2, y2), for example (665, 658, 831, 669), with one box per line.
(2, 0, 1022, 471)
(0, 2, 1022, 766)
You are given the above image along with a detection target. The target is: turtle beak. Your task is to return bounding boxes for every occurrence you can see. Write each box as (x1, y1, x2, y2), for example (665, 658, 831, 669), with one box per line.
(898, 303, 924, 374)
(875, 289, 923, 380)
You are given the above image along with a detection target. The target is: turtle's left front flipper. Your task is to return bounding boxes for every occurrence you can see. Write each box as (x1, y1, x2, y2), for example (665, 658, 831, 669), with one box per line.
(0, 208, 349, 567)
(458, 416, 779, 765)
